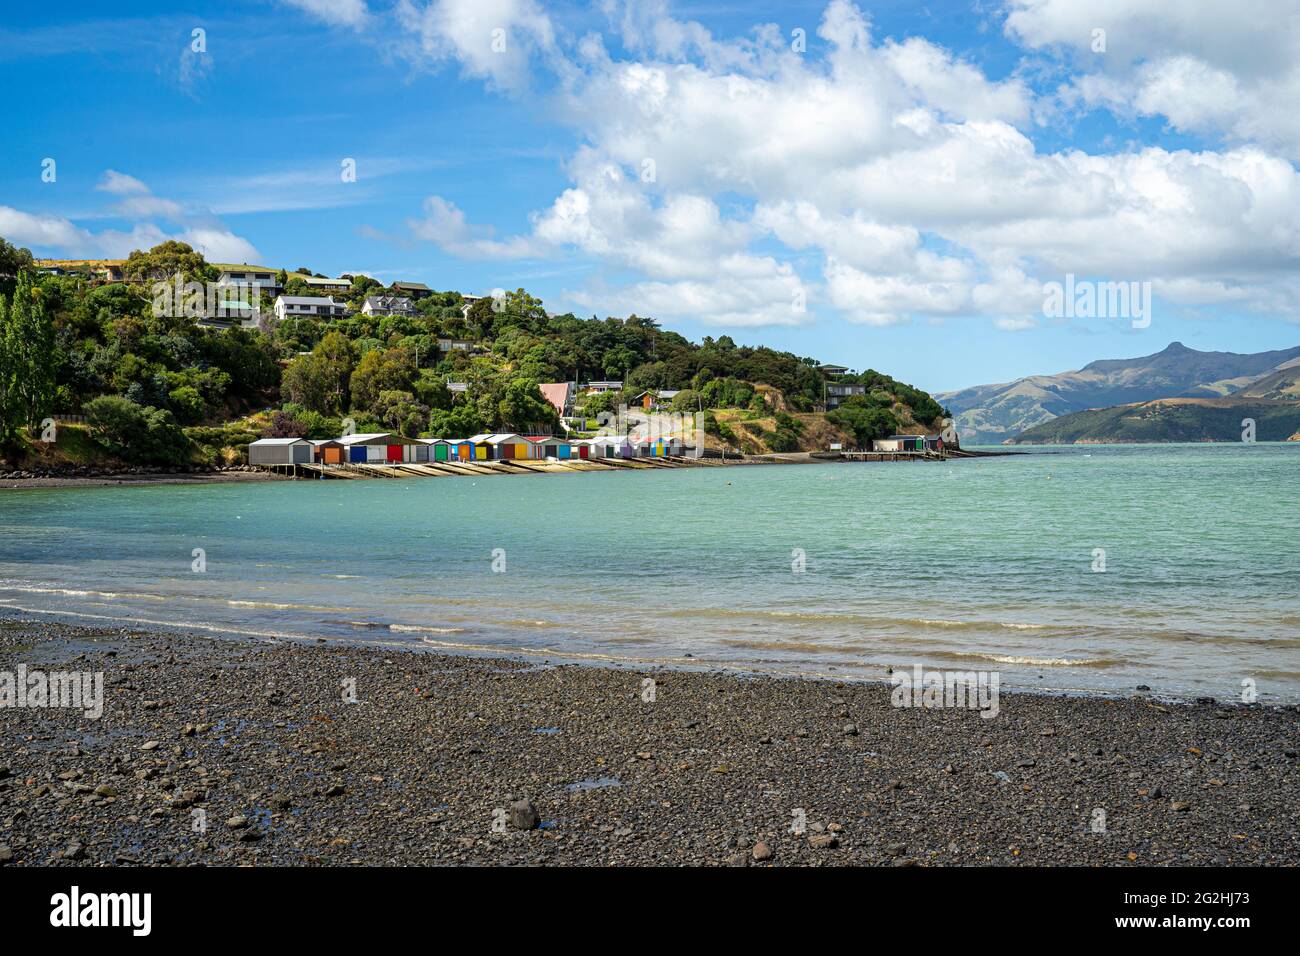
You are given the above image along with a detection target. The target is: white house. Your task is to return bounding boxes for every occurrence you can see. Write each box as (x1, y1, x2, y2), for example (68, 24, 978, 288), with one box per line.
(460, 294, 484, 319)
(214, 263, 281, 297)
(274, 295, 348, 321)
(361, 295, 415, 317)
(301, 276, 351, 293)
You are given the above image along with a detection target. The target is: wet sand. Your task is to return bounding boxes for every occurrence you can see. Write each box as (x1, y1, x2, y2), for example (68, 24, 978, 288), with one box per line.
(1, 617, 1295, 866)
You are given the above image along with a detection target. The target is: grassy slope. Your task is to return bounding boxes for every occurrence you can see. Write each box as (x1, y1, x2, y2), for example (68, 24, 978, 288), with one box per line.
(3, 425, 121, 470)
(709, 409, 853, 455)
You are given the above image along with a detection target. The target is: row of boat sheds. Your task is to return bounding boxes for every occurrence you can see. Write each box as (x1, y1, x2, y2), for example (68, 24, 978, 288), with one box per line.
(247, 432, 690, 467)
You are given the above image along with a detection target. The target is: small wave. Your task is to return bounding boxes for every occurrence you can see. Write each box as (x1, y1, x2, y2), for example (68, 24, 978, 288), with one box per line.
(718, 638, 867, 655)
(228, 599, 357, 612)
(925, 648, 1123, 668)
(388, 624, 466, 635)
(0, 604, 308, 642)
(0, 585, 168, 602)
(988, 654, 1119, 667)
(662, 606, 1052, 633)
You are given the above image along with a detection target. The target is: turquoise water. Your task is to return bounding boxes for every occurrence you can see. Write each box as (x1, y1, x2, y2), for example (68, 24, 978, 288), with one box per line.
(1, 443, 1297, 701)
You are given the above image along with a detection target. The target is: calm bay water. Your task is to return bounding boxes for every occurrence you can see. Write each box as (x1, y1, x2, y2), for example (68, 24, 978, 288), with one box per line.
(1, 443, 1297, 701)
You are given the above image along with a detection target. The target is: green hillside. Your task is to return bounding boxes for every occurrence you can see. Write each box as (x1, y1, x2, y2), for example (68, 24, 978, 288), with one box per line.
(1009, 398, 1300, 444)
(0, 238, 946, 467)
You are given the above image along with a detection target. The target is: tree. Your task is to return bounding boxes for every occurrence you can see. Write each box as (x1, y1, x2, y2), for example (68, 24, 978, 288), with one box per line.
(494, 378, 559, 432)
(0, 293, 14, 445)
(413, 371, 453, 411)
(428, 402, 484, 438)
(349, 348, 414, 414)
(84, 395, 190, 464)
(0, 237, 34, 296)
(122, 241, 214, 283)
(373, 389, 429, 436)
(0, 271, 56, 439)
(281, 331, 355, 414)
(670, 389, 701, 413)
(827, 405, 897, 447)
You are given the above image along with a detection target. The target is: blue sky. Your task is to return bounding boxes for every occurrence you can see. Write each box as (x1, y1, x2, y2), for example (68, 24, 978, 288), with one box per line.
(3, 0, 1299, 393)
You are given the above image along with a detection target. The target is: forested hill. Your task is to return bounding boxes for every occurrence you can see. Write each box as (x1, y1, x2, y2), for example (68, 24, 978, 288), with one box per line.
(0, 238, 947, 466)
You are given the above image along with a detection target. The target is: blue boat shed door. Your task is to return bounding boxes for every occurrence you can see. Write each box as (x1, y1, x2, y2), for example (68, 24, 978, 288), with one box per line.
(349, 446, 368, 463)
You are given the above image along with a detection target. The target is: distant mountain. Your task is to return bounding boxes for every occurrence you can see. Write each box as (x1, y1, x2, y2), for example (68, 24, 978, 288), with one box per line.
(1008, 397, 1300, 444)
(937, 342, 1300, 444)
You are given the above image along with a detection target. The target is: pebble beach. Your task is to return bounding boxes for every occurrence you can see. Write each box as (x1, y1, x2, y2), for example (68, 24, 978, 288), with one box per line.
(1, 616, 1295, 867)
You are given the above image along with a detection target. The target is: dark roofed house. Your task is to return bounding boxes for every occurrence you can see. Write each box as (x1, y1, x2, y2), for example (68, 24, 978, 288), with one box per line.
(392, 282, 432, 299)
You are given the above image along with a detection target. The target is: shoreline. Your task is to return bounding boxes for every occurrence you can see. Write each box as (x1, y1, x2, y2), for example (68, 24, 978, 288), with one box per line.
(1, 616, 1294, 866)
(0, 450, 1006, 490)
(0, 468, 287, 490)
(0, 453, 814, 489)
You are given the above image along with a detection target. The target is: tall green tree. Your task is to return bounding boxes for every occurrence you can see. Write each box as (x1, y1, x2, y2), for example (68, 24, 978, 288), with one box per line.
(122, 240, 215, 282)
(0, 292, 14, 445)
(0, 271, 56, 440)
(0, 237, 34, 297)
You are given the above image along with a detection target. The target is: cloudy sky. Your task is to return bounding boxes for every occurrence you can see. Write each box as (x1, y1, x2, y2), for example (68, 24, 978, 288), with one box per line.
(2, 0, 1299, 391)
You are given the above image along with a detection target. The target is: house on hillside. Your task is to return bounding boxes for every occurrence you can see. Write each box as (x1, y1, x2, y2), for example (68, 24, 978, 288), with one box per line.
(460, 294, 484, 319)
(274, 296, 348, 321)
(215, 264, 281, 298)
(392, 281, 432, 299)
(35, 259, 130, 282)
(539, 382, 576, 418)
(582, 381, 623, 394)
(825, 382, 866, 410)
(631, 389, 681, 411)
(437, 338, 473, 355)
(818, 363, 866, 410)
(361, 295, 415, 317)
(299, 276, 351, 293)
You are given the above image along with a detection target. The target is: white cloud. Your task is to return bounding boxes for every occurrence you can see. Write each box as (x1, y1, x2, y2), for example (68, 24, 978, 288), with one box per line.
(376, 0, 1300, 327)
(1005, 0, 1300, 158)
(995, 316, 1037, 331)
(407, 195, 546, 258)
(4, 170, 260, 263)
(0, 206, 88, 249)
(97, 170, 149, 195)
(396, 0, 558, 91)
(281, 0, 370, 29)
